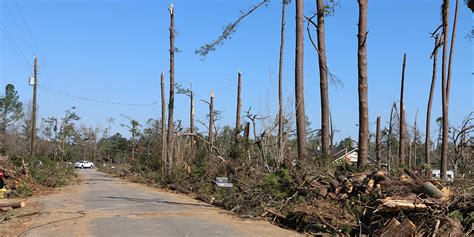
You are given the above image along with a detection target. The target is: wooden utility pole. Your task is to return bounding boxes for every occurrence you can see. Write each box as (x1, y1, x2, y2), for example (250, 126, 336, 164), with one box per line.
(277, 0, 287, 166)
(30, 56, 38, 157)
(316, 0, 330, 156)
(160, 72, 167, 172)
(208, 90, 214, 145)
(399, 53, 407, 166)
(425, 35, 439, 179)
(167, 4, 175, 174)
(376, 115, 381, 168)
(235, 72, 242, 143)
(295, 0, 307, 160)
(357, 0, 369, 167)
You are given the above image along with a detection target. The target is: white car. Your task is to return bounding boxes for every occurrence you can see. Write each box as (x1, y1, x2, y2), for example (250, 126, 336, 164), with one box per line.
(74, 160, 95, 169)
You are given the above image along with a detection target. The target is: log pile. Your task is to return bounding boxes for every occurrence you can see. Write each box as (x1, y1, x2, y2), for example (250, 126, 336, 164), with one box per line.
(260, 169, 473, 236)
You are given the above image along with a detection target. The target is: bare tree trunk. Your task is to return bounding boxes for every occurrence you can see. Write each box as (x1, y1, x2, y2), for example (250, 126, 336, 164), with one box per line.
(446, 0, 459, 102)
(316, 0, 330, 156)
(190, 83, 194, 134)
(208, 91, 214, 145)
(388, 102, 395, 172)
(167, 4, 175, 174)
(413, 109, 418, 168)
(440, 0, 450, 181)
(376, 115, 381, 168)
(161, 72, 167, 173)
(235, 72, 242, 143)
(277, 0, 287, 167)
(425, 36, 438, 179)
(295, 0, 307, 160)
(399, 53, 407, 166)
(357, 0, 369, 167)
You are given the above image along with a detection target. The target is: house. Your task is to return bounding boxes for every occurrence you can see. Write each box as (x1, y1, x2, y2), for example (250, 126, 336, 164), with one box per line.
(431, 169, 454, 182)
(332, 148, 381, 166)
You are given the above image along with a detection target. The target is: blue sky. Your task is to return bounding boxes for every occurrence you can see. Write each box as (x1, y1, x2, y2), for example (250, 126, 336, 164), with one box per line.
(0, 0, 472, 141)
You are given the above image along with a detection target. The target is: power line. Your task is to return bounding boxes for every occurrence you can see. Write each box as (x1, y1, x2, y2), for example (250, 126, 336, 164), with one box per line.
(37, 84, 158, 106)
(12, 0, 45, 65)
(0, 21, 30, 67)
(2, 0, 35, 56)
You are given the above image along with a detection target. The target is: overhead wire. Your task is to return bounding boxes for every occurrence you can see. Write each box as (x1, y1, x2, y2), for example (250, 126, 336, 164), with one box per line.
(12, 0, 45, 65)
(37, 84, 159, 106)
(0, 21, 30, 67)
(1, 0, 35, 56)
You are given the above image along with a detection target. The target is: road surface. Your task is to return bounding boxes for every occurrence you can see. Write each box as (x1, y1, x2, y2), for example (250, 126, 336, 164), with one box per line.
(10, 169, 301, 237)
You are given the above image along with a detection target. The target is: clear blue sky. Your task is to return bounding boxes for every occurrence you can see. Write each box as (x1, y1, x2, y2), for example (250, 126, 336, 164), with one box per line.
(0, 0, 472, 141)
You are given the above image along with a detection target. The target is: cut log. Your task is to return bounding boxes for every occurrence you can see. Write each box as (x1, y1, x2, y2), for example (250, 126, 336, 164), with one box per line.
(420, 182, 447, 199)
(404, 168, 420, 180)
(0, 206, 13, 212)
(0, 201, 25, 209)
(376, 218, 416, 237)
(377, 197, 427, 212)
(168, 184, 191, 194)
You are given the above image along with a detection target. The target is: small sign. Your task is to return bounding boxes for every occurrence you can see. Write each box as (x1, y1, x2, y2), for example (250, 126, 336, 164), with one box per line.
(213, 177, 233, 188)
(28, 77, 35, 86)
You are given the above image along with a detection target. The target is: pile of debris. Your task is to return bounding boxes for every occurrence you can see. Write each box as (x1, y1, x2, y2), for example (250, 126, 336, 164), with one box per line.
(262, 169, 473, 236)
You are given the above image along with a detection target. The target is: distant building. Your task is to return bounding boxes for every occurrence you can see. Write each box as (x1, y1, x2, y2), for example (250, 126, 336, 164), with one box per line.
(431, 169, 454, 181)
(332, 148, 381, 166)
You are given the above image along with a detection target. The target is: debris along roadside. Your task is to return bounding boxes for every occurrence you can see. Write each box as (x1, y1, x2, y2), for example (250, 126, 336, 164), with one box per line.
(101, 162, 473, 236)
(0, 155, 76, 221)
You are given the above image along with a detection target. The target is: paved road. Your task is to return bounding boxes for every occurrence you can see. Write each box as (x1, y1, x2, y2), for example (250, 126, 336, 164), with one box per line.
(17, 169, 301, 237)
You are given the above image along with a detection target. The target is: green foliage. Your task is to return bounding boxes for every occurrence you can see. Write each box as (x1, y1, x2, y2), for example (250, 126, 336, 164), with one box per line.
(13, 181, 33, 197)
(0, 84, 24, 131)
(30, 157, 75, 188)
(260, 169, 293, 200)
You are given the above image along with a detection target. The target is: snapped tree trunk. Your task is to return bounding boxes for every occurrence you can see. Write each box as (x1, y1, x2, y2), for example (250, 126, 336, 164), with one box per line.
(357, 0, 369, 167)
(376, 115, 381, 168)
(387, 102, 396, 171)
(425, 35, 439, 179)
(295, 0, 307, 160)
(208, 91, 215, 145)
(235, 72, 242, 143)
(399, 53, 407, 166)
(167, 4, 175, 174)
(277, 0, 287, 167)
(316, 0, 330, 156)
(440, 0, 450, 181)
(160, 72, 167, 172)
(413, 109, 418, 168)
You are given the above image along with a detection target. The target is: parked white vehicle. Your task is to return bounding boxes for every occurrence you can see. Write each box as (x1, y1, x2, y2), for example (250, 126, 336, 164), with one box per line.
(74, 160, 95, 169)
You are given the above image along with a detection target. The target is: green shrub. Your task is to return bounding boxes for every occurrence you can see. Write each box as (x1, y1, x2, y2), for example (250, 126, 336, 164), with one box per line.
(260, 169, 293, 200)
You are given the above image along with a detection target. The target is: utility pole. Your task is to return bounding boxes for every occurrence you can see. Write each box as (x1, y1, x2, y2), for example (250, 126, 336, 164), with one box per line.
(30, 56, 38, 157)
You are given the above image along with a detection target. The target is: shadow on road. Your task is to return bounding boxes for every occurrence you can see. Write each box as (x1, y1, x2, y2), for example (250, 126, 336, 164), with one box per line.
(102, 196, 213, 208)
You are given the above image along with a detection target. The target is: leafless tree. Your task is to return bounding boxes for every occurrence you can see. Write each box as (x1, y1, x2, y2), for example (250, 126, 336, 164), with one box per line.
(399, 53, 407, 166)
(315, 0, 331, 156)
(167, 4, 175, 174)
(425, 35, 440, 179)
(357, 0, 369, 167)
(295, 0, 307, 160)
(277, 0, 289, 167)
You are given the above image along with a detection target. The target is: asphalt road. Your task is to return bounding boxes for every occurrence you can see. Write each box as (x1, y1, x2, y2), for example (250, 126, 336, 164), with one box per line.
(18, 169, 301, 237)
